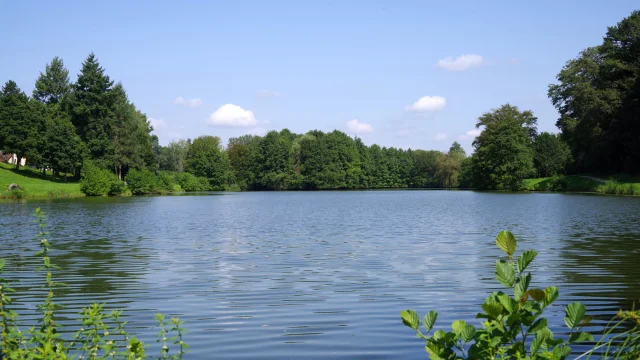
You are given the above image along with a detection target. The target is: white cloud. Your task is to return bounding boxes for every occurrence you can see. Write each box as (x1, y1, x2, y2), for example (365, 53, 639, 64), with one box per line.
(346, 119, 373, 134)
(174, 96, 203, 107)
(433, 133, 448, 141)
(148, 117, 166, 129)
(436, 54, 484, 71)
(458, 129, 482, 140)
(208, 104, 257, 127)
(407, 96, 447, 112)
(256, 90, 283, 98)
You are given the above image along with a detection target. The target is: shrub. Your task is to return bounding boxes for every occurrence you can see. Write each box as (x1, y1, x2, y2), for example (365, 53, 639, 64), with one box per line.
(157, 171, 179, 192)
(401, 231, 594, 359)
(125, 169, 161, 195)
(175, 172, 210, 192)
(80, 162, 124, 196)
(597, 180, 639, 196)
(224, 183, 242, 192)
(0, 208, 188, 358)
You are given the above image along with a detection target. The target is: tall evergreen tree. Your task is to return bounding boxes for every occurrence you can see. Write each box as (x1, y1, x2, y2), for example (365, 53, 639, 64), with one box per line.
(33, 56, 71, 104)
(64, 52, 115, 168)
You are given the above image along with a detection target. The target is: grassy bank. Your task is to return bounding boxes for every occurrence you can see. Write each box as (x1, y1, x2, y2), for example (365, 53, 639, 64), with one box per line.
(0, 163, 84, 198)
(524, 174, 640, 195)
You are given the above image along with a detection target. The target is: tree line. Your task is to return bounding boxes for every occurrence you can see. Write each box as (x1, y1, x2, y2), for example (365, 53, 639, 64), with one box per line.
(0, 10, 638, 194)
(157, 131, 470, 191)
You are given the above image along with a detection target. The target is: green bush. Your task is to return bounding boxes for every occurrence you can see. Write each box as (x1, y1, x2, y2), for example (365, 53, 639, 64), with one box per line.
(157, 171, 179, 192)
(224, 183, 242, 192)
(598, 180, 639, 195)
(0, 208, 188, 358)
(175, 172, 210, 191)
(125, 169, 161, 195)
(80, 162, 124, 196)
(401, 231, 594, 359)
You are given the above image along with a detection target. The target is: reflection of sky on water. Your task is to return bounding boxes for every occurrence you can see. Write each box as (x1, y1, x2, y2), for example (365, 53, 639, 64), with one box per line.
(1, 192, 639, 359)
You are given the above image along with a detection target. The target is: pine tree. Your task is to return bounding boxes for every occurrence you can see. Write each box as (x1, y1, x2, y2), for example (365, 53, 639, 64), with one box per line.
(63, 52, 115, 168)
(33, 56, 71, 104)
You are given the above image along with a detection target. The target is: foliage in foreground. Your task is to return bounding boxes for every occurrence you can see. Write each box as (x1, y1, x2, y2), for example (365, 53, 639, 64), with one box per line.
(400, 231, 640, 359)
(0, 208, 188, 359)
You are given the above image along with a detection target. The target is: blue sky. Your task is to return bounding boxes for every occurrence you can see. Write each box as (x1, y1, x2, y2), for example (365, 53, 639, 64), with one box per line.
(1, 1, 638, 152)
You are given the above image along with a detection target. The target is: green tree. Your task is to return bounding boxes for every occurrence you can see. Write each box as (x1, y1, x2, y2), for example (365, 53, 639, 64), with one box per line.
(159, 139, 190, 173)
(533, 132, 571, 177)
(227, 135, 261, 189)
(255, 130, 298, 190)
(43, 106, 84, 179)
(548, 47, 618, 173)
(299, 130, 361, 189)
(64, 52, 115, 168)
(111, 84, 154, 178)
(185, 136, 229, 189)
(549, 10, 640, 174)
(0, 81, 41, 169)
(33, 56, 71, 104)
(410, 150, 443, 188)
(435, 142, 467, 188)
(471, 104, 536, 190)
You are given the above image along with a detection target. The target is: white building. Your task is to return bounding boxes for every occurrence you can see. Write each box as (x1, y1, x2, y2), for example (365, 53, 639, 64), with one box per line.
(1, 153, 27, 167)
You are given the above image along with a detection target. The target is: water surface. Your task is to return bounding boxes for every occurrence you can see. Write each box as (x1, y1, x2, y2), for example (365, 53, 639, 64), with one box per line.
(1, 191, 639, 358)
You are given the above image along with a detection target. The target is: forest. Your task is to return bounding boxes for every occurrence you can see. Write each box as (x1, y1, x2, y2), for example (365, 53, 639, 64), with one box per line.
(1, 10, 639, 194)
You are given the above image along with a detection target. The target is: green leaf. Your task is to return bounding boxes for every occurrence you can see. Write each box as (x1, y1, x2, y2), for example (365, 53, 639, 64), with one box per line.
(528, 288, 546, 302)
(530, 334, 544, 355)
(496, 260, 516, 288)
(517, 250, 537, 273)
(543, 286, 559, 307)
(0, 258, 5, 271)
(569, 331, 594, 343)
(531, 328, 552, 354)
(423, 311, 438, 332)
(527, 318, 547, 334)
(564, 302, 586, 329)
(433, 330, 446, 340)
(400, 310, 420, 330)
(496, 292, 517, 314)
(514, 273, 531, 300)
(496, 231, 517, 256)
(425, 342, 440, 358)
(461, 324, 476, 342)
(482, 300, 504, 319)
(552, 344, 572, 359)
(451, 320, 466, 335)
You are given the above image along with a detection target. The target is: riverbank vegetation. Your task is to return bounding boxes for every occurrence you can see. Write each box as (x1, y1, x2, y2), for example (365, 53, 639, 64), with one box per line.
(401, 231, 640, 359)
(1, 11, 639, 195)
(0, 208, 188, 358)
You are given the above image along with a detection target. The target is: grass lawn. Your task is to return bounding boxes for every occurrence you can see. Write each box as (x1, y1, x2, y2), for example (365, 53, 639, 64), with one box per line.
(523, 175, 602, 192)
(0, 163, 83, 198)
(524, 174, 640, 195)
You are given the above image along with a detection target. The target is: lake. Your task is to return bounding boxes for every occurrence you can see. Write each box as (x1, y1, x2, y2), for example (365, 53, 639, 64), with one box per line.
(1, 191, 639, 359)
